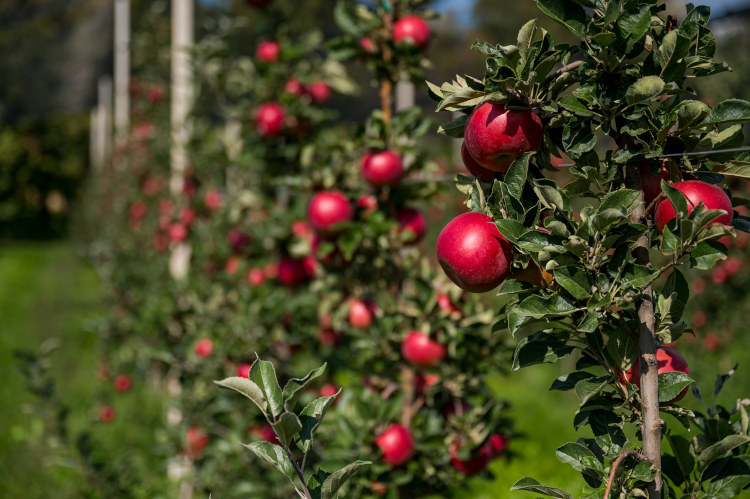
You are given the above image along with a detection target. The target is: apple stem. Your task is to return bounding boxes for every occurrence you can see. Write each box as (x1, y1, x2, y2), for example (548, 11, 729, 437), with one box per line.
(625, 166, 663, 499)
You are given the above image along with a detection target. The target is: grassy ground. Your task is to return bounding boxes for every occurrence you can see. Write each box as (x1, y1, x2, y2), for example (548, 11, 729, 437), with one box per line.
(0, 242, 102, 498)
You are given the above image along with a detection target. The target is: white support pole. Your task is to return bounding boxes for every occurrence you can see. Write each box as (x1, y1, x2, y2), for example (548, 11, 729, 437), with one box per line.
(114, 0, 131, 149)
(169, 0, 194, 281)
(97, 76, 113, 168)
(395, 80, 415, 112)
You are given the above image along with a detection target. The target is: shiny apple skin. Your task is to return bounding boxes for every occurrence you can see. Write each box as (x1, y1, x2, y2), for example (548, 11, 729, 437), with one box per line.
(654, 180, 732, 233)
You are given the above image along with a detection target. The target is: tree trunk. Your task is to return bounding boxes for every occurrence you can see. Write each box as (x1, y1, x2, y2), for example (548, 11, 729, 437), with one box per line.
(625, 168, 662, 498)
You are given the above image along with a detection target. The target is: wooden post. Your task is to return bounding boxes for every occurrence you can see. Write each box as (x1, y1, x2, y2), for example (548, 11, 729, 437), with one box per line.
(169, 0, 194, 281)
(114, 0, 130, 151)
(97, 76, 113, 169)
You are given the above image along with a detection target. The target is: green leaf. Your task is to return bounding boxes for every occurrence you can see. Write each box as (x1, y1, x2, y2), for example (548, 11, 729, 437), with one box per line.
(662, 268, 689, 322)
(558, 95, 593, 117)
(272, 413, 303, 447)
(661, 180, 689, 217)
(711, 161, 750, 179)
(599, 189, 641, 213)
(690, 241, 727, 270)
(625, 76, 665, 106)
(437, 113, 468, 138)
(701, 99, 750, 126)
(704, 456, 750, 499)
(243, 441, 296, 482)
(320, 461, 371, 499)
(666, 433, 695, 483)
(214, 376, 267, 415)
(295, 394, 338, 454)
(574, 376, 611, 406)
(535, 0, 587, 39)
(631, 460, 657, 481)
(616, 5, 652, 50)
(698, 435, 750, 473)
(282, 363, 327, 412)
(550, 371, 597, 392)
(553, 266, 592, 301)
(333, 3, 361, 37)
(495, 219, 528, 244)
(505, 153, 532, 200)
(512, 331, 575, 370)
(249, 357, 284, 419)
(658, 371, 694, 403)
(606, 327, 637, 371)
(556, 442, 604, 472)
(676, 100, 710, 130)
(510, 477, 573, 499)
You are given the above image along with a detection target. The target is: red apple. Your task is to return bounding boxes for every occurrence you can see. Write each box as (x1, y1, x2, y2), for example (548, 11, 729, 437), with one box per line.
(487, 434, 509, 457)
(654, 180, 732, 233)
(247, 268, 265, 286)
(319, 383, 338, 399)
(250, 423, 279, 444)
(639, 161, 670, 206)
(302, 255, 318, 278)
(186, 427, 209, 459)
(130, 201, 147, 220)
(318, 328, 343, 346)
(147, 85, 164, 103)
(371, 482, 387, 496)
(263, 262, 279, 279)
(415, 372, 440, 393)
(225, 256, 240, 275)
(436, 212, 513, 293)
(236, 363, 253, 378)
(194, 338, 213, 358)
(724, 256, 741, 276)
(114, 374, 132, 393)
(461, 142, 495, 181)
(308, 191, 353, 234)
(436, 293, 462, 319)
(360, 37, 376, 52)
(292, 220, 312, 239)
(99, 405, 116, 423)
(623, 345, 691, 403)
(396, 208, 426, 243)
(348, 299, 373, 329)
(153, 233, 169, 252)
(255, 103, 286, 137)
(278, 256, 308, 286)
(464, 102, 543, 172)
(204, 189, 222, 211)
(227, 228, 250, 253)
(307, 81, 331, 103)
(375, 424, 415, 465)
(450, 439, 491, 476)
(711, 267, 727, 285)
(180, 207, 196, 226)
(256, 41, 280, 63)
(168, 223, 188, 243)
(401, 331, 446, 367)
(393, 16, 430, 48)
(357, 194, 378, 218)
(360, 151, 405, 187)
(692, 310, 707, 328)
(703, 332, 721, 352)
(284, 79, 305, 97)
(692, 277, 706, 295)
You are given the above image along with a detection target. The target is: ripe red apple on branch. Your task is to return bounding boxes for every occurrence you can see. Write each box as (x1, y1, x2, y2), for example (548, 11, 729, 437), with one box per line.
(308, 191, 353, 234)
(639, 161, 670, 206)
(461, 142, 495, 182)
(622, 345, 691, 403)
(393, 16, 431, 49)
(463, 102, 543, 172)
(256, 41, 280, 63)
(348, 298, 373, 329)
(654, 180, 733, 233)
(375, 424, 415, 465)
(255, 103, 286, 137)
(360, 151, 405, 187)
(436, 212, 513, 293)
(396, 208, 426, 243)
(401, 331, 445, 367)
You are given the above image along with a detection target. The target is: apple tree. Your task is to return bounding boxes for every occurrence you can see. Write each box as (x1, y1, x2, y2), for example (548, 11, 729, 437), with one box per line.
(430, 1, 750, 497)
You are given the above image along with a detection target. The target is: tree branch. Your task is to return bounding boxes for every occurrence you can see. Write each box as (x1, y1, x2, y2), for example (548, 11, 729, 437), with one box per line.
(543, 60, 584, 83)
(603, 449, 649, 498)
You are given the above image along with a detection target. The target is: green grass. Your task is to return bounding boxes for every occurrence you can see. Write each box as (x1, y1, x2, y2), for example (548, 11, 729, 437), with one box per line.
(0, 242, 102, 498)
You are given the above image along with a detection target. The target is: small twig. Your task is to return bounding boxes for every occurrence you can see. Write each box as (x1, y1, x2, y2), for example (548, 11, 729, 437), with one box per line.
(604, 450, 649, 498)
(400, 366, 415, 428)
(284, 445, 312, 499)
(543, 60, 584, 83)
